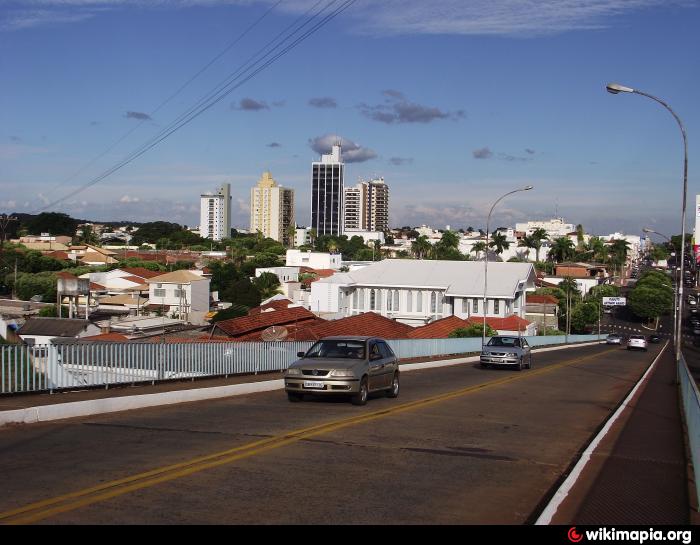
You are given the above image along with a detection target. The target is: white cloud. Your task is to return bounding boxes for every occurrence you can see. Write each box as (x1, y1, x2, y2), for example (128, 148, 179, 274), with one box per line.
(119, 195, 140, 203)
(308, 133, 377, 163)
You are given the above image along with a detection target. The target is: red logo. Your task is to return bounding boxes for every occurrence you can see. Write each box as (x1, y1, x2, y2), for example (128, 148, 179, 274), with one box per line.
(568, 527, 584, 543)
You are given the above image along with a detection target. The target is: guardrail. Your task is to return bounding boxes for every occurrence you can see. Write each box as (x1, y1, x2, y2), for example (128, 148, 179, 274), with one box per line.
(1, 334, 604, 395)
(678, 352, 700, 509)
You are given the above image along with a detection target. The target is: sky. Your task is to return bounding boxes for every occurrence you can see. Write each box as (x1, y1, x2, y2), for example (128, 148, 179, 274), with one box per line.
(1, 0, 699, 238)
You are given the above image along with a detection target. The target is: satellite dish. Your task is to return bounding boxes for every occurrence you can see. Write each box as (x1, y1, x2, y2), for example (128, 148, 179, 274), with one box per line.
(261, 325, 289, 341)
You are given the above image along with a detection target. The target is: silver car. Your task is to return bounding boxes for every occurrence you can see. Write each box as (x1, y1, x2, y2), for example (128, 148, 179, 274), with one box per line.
(284, 336, 400, 405)
(480, 336, 532, 370)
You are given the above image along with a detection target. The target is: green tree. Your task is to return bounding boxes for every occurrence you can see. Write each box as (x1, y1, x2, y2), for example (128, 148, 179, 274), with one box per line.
(411, 235, 432, 259)
(530, 228, 549, 262)
(219, 277, 261, 308)
(252, 272, 282, 299)
(548, 237, 575, 263)
(489, 232, 510, 256)
(448, 324, 497, 338)
(26, 212, 79, 237)
(628, 285, 673, 324)
(210, 303, 249, 322)
(570, 301, 599, 333)
(470, 241, 487, 260)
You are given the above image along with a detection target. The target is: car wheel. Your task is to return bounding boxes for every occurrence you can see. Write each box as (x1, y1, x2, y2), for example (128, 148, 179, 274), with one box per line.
(287, 392, 304, 402)
(527, 355, 532, 369)
(517, 357, 523, 371)
(386, 372, 400, 398)
(351, 377, 368, 406)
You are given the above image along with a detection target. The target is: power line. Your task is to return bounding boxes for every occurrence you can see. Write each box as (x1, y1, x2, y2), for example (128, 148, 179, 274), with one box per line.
(36, 0, 356, 213)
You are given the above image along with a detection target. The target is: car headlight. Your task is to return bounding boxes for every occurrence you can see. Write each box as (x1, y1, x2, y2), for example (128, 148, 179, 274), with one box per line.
(286, 368, 302, 376)
(330, 369, 355, 377)
(481, 351, 490, 357)
(506, 352, 518, 357)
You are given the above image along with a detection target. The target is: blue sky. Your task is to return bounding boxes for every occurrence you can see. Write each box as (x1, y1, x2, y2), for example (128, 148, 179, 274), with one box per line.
(1, 0, 699, 237)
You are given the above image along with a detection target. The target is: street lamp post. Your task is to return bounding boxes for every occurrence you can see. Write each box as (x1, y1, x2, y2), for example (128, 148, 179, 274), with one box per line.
(643, 227, 678, 340)
(607, 83, 688, 361)
(483, 186, 534, 347)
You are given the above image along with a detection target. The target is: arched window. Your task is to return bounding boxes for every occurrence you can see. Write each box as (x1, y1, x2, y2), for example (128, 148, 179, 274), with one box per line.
(353, 290, 358, 310)
(376, 290, 382, 312)
(369, 289, 376, 310)
(430, 291, 437, 313)
(407, 290, 413, 312)
(416, 291, 423, 312)
(358, 289, 365, 310)
(394, 290, 399, 311)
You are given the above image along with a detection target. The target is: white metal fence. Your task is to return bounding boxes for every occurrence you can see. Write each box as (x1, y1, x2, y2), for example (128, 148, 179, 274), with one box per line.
(678, 353, 700, 509)
(1, 334, 603, 395)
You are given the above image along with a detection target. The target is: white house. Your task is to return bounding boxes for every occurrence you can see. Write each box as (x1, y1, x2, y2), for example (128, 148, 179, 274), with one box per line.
(310, 259, 536, 326)
(285, 249, 342, 270)
(146, 270, 211, 325)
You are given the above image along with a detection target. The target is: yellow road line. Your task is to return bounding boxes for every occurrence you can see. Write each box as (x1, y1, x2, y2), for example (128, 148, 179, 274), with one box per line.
(0, 347, 618, 524)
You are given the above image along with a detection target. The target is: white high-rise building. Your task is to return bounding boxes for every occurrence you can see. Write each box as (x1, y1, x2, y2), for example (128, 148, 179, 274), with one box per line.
(515, 217, 574, 238)
(200, 183, 231, 241)
(343, 177, 389, 233)
(249, 171, 295, 246)
(311, 144, 344, 237)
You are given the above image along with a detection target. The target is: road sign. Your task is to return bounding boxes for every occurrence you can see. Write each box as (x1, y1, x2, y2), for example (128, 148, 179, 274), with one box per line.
(603, 296, 627, 306)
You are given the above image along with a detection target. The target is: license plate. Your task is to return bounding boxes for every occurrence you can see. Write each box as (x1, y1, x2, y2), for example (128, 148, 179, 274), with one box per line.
(303, 381, 324, 389)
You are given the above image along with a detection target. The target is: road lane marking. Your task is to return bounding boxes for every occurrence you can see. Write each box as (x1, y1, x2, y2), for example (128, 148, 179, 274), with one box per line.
(0, 346, 624, 524)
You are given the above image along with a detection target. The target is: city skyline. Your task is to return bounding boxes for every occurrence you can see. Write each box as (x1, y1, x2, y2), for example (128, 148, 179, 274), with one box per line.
(1, 0, 699, 236)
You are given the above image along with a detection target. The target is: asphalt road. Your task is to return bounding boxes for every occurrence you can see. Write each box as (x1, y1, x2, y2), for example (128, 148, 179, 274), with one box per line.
(0, 342, 662, 525)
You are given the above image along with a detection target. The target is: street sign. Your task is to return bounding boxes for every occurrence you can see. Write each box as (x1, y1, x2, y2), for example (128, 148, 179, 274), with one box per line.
(603, 296, 627, 306)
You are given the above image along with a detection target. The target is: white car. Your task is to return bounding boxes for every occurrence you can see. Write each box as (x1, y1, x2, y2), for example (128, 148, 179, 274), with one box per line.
(627, 335, 648, 351)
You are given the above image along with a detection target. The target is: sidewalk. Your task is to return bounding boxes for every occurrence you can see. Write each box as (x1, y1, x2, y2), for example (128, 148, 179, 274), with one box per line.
(547, 345, 694, 525)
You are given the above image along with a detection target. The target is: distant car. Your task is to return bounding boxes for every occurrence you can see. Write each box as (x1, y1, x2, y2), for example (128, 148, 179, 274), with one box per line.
(480, 336, 532, 370)
(627, 335, 648, 351)
(284, 336, 400, 405)
(648, 334, 661, 344)
(603, 306, 613, 314)
(606, 334, 623, 345)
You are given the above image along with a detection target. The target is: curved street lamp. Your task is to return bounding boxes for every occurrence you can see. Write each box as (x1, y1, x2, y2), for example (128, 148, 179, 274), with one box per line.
(483, 185, 534, 347)
(607, 83, 688, 361)
(643, 227, 678, 340)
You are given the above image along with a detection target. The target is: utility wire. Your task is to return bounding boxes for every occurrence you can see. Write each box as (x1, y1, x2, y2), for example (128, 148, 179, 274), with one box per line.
(39, 0, 284, 201)
(37, 0, 355, 213)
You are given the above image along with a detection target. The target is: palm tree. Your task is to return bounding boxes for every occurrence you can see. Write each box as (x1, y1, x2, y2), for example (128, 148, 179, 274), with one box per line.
(470, 241, 487, 260)
(531, 228, 549, 262)
(548, 237, 575, 263)
(286, 225, 297, 249)
(518, 235, 536, 260)
(307, 228, 317, 250)
(411, 235, 431, 259)
(489, 232, 510, 256)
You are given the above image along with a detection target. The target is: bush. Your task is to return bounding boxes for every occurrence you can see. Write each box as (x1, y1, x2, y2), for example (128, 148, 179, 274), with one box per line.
(448, 324, 497, 338)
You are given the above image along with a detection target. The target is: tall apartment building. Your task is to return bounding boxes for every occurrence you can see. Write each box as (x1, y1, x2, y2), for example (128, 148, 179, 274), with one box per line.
(311, 144, 344, 237)
(343, 177, 389, 232)
(249, 171, 295, 246)
(200, 183, 231, 241)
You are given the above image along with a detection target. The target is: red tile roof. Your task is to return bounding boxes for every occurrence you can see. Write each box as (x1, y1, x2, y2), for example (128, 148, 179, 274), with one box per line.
(526, 294, 559, 305)
(234, 318, 328, 341)
(292, 312, 413, 341)
(248, 299, 293, 315)
(408, 315, 472, 339)
(45, 251, 70, 260)
(81, 333, 130, 342)
(213, 306, 318, 338)
(120, 267, 162, 279)
(467, 315, 532, 332)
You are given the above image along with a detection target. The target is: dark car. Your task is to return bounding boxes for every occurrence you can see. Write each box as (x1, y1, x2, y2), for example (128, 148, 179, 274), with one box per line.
(284, 336, 399, 405)
(648, 334, 661, 344)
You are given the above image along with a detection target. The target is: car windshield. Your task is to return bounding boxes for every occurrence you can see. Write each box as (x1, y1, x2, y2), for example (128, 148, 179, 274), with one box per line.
(486, 337, 519, 347)
(304, 340, 366, 359)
